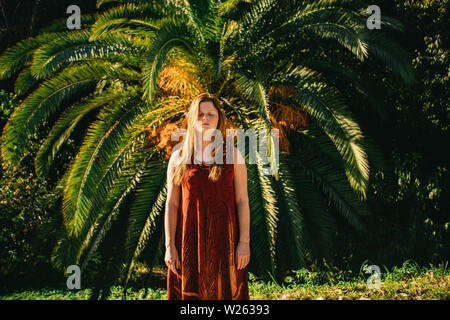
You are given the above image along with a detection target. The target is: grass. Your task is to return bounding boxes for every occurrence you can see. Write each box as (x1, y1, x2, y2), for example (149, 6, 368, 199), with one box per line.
(1, 261, 448, 300)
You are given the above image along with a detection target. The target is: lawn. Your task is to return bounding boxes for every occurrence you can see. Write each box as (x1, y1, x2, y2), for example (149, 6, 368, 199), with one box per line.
(1, 262, 448, 300)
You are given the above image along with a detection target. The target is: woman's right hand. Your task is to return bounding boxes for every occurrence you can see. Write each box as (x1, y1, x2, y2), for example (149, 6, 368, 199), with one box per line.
(164, 245, 180, 272)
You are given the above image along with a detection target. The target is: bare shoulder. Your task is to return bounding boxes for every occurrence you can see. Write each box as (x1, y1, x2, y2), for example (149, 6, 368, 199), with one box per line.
(168, 148, 183, 169)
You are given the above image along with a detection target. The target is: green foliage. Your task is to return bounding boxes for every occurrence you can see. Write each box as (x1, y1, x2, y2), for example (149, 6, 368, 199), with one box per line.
(331, 0, 449, 272)
(0, 163, 62, 292)
(1, 262, 448, 300)
(0, 90, 19, 124)
(0, 0, 433, 296)
(0, 89, 65, 293)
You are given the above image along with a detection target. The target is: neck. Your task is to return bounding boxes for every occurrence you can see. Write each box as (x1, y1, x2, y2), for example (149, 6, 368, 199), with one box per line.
(201, 138, 213, 152)
(193, 132, 218, 163)
(195, 131, 214, 152)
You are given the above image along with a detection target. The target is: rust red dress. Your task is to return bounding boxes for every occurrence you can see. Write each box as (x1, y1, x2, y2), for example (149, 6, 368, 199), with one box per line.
(167, 145, 249, 300)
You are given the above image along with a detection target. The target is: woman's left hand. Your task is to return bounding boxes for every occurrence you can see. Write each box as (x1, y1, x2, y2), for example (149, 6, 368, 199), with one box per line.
(236, 241, 250, 270)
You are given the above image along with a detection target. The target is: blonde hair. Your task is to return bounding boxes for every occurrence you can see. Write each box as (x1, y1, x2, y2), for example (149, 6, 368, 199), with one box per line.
(172, 93, 227, 185)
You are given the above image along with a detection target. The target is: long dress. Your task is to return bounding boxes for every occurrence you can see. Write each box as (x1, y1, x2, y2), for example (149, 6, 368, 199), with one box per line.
(167, 143, 249, 300)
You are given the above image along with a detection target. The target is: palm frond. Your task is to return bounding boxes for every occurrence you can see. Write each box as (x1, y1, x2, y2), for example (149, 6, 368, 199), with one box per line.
(39, 14, 98, 33)
(14, 67, 39, 96)
(274, 2, 369, 58)
(79, 147, 152, 270)
(361, 30, 417, 86)
(1, 61, 140, 165)
(122, 161, 167, 292)
(214, 0, 241, 17)
(234, 72, 279, 178)
(292, 129, 371, 233)
(31, 29, 144, 79)
(89, 2, 167, 40)
(35, 89, 135, 177)
(0, 33, 59, 79)
(142, 18, 200, 102)
(246, 160, 277, 280)
(293, 57, 388, 122)
(61, 93, 146, 238)
(284, 66, 370, 199)
(287, 150, 335, 261)
(272, 155, 305, 280)
(238, 0, 277, 39)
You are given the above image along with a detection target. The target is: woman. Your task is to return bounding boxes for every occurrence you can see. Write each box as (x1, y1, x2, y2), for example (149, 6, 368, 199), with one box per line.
(164, 92, 251, 300)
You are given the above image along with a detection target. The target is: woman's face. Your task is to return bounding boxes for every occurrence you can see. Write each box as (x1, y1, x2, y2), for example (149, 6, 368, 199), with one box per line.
(194, 100, 219, 135)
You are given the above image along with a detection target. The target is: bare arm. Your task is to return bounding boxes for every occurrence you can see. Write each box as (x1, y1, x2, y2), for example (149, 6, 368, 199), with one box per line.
(233, 147, 251, 269)
(164, 149, 181, 271)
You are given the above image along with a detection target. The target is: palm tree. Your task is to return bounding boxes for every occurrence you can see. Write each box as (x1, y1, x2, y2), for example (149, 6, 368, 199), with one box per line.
(0, 0, 415, 298)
